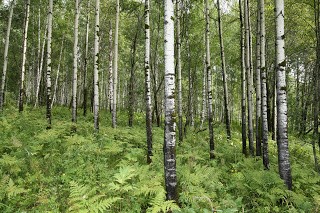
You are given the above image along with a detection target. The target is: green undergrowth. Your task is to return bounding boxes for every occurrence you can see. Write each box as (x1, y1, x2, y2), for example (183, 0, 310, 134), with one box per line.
(0, 106, 319, 212)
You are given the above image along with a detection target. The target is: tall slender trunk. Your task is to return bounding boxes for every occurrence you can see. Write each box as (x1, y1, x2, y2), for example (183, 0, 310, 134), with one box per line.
(145, 0, 153, 163)
(0, 0, 15, 111)
(313, 0, 320, 172)
(128, 19, 140, 127)
(255, 1, 262, 156)
(217, 0, 231, 140)
(205, 0, 215, 159)
(176, 0, 183, 142)
(93, 0, 100, 131)
(52, 39, 64, 108)
(46, 0, 53, 129)
(72, 0, 79, 123)
(164, 0, 177, 201)
(108, 22, 113, 113)
(19, 0, 30, 112)
(244, 0, 254, 156)
(200, 53, 207, 129)
(260, 0, 269, 169)
(83, 0, 90, 116)
(112, 0, 120, 128)
(34, 21, 48, 107)
(275, 0, 292, 190)
(239, 0, 247, 155)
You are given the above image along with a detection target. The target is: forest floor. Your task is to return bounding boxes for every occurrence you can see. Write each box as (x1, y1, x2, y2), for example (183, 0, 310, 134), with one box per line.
(0, 105, 320, 212)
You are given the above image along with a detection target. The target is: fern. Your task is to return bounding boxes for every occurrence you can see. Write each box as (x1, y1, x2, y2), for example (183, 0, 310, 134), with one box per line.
(147, 188, 180, 213)
(67, 181, 121, 213)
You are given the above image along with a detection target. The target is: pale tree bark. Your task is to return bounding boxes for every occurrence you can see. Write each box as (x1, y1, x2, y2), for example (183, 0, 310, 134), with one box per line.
(217, 0, 231, 140)
(205, 0, 214, 159)
(145, 0, 153, 164)
(93, 0, 100, 131)
(0, 0, 15, 111)
(46, 0, 53, 129)
(164, 0, 177, 201)
(112, 0, 120, 128)
(34, 21, 47, 107)
(275, 0, 292, 190)
(255, 1, 262, 156)
(244, 0, 254, 156)
(260, 0, 269, 169)
(108, 22, 113, 113)
(83, 0, 90, 116)
(176, 0, 183, 142)
(72, 0, 79, 123)
(19, 0, 30, 112)
(313, 0, 320, 172)
(200, 53, 207, 129)
(51, 39, 64, 109)
(239, 0, 247, 155)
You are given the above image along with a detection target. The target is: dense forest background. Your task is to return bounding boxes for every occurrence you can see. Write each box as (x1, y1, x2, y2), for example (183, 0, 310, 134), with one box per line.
(0, 0, 320, 212)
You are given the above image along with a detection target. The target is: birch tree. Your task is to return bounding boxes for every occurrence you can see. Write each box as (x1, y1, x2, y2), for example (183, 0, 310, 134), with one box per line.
(145, 0, 153, 163)
(52, 39, 64, 108)
(275, 0, 292, 190)
(244, 0, 254, 156)
(46, 0, 53, 128)
(260, 0, 269, 169)
(164, 0, 177, 201)
(93, 0, 100, 131)
(108, 22, 113, 113)
(112, 0, 120, 128)
(83, 0, 90, 116)
(217, 0, 231, 140)
(19, 0, 30, 112)
(255, 0, 262, 156)
(0, 0, 15, 111)
(239, 0, 247, 155)
(72, 0, 79, 123)
(176, 0, 183, 142)
(205, 0, 215, 159)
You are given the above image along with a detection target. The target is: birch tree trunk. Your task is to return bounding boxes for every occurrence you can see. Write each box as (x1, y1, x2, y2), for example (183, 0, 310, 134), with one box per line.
(93, 0, 100, 131)
(46, 0, 53, 129)
(145, 0, 153, 164)
(176, 0, 183, 142)
(239, 0, 247, 155)
(164, 0, 177, 201)
(108, 22, 113, 113)
(0, 0, 15, 111)
(275, 0, 293, 189)
(255, 1, 262, 156)
(72, 0, 80, 123)
(200, 53, 207, 129)
(217, 0, 231, 140)
(19, 0, 30, 112)
(34, 21, 47, 107)
(83, 0, 90, 116)
(112, 0, 120, 128)
(260, 0, 269, 169)
(244, 0, 254, 156)
(205, 0, 215, 159)
(51, 39, 64, 109)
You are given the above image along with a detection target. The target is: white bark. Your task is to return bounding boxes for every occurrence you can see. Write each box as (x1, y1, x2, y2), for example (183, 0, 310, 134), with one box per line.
(94, 0, 100, 131)
(19, 0, 30, 112)
(34, 21, 48, 107)
(51, 39, 64, 109)
(275, 0, 292, 189)
(108, 22, 113, 113)
(46, 0, 53, 128)
(0, 0, 15, 110)
(164, 0, 177, 201)
(145, 0, 152, 163)
(72, 0, 79, 123)
(83, 0, 90, 116)
(112, 0, 120, 128)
